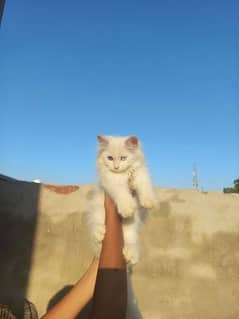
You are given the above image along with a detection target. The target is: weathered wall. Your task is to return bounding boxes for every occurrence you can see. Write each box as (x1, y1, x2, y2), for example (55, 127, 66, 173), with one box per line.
(1, 179, 239, 318)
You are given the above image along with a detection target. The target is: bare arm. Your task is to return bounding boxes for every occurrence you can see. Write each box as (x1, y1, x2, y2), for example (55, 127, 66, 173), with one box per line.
(40, 258, 99, 319)
(98, 191, 125, 269)
(41, 192, 127, 319)
(88, 192, 127, 319)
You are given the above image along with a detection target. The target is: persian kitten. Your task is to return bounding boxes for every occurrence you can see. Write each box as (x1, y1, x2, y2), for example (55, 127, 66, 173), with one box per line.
(87, 135, 158, 265)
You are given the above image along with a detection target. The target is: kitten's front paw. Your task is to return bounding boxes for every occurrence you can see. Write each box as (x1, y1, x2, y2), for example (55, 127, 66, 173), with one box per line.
(93, 224, 106, 242)
(139, 193, 158, 209)
(118, 200, 137, 218)
(123, 245, 139, 265)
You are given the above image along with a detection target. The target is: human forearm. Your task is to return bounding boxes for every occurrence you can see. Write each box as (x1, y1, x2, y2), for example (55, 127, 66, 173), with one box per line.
(40, 258, 99, 319)
(98, 192, 126, 269)
(88, 192, 127, 319)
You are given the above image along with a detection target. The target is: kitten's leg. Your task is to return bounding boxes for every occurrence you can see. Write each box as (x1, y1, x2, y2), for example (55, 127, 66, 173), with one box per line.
(134, 167, 159, 209)
(113, 189, 138, 218)
(122, 216, 140, 265)
(104, 185, 137, 218)
(87, 189, 105, 257)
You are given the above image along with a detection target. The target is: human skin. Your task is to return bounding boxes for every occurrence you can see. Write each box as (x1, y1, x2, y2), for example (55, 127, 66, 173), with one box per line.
(98, 191, 125, 269)
(41, 192, 125, 319)
(40, 258, 99, 319)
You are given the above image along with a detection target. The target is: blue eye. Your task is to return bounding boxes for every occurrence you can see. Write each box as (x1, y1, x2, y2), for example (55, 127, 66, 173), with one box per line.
(107, 156, 113, 161)
(120, 156, 127, 161)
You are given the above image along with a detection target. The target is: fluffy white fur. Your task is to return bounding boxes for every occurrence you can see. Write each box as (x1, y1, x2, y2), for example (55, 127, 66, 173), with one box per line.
(87, 135, 159, 265)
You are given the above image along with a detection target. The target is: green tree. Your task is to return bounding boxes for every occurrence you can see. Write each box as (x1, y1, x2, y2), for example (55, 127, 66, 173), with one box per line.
(233, 178, 239, 192)
(223, 178, 239, 193)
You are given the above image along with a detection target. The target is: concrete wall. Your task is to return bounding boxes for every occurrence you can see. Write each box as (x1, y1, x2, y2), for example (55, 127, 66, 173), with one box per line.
(1, 179, 239, 318)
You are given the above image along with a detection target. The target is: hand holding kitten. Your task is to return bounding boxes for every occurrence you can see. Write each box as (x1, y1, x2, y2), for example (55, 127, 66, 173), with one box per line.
(87, 135, 159, 265)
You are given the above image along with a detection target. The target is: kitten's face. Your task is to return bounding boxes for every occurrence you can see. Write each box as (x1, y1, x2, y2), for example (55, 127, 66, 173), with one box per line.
(97, 136, 139, 173)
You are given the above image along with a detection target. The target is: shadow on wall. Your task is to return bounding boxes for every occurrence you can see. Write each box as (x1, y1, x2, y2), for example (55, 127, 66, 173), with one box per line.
(47, 273, 143, 319)
(0, 177, 40, 318)
(47, 285, 92, 319)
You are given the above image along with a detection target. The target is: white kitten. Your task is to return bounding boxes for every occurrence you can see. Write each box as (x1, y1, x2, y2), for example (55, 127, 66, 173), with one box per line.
(87, 135, 159, 265)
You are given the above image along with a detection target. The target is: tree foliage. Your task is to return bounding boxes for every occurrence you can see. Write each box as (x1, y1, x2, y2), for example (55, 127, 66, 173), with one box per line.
(223, 178, 239, 193)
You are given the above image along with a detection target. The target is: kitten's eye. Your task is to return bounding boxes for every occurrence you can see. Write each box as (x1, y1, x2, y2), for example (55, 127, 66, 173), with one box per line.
(120, 156, 127, 161)
(107, 156, 113, 161)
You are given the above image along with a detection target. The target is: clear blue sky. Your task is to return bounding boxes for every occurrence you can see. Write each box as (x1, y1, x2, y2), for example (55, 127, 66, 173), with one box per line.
(1, 0, 238, 190)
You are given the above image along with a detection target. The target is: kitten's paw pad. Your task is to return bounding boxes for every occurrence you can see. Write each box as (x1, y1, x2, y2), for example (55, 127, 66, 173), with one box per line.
(118, 201, 137, 218)
(123, 246, 139, 265)
(93, 224, 106, 242)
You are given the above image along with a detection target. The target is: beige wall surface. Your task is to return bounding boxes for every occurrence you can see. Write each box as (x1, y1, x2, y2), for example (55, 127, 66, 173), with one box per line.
(1, 179, 239, 318)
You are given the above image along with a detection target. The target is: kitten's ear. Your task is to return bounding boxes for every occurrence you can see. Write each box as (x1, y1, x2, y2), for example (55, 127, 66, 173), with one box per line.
(97, 135, 108, 147)
(125, 136, 138, 150)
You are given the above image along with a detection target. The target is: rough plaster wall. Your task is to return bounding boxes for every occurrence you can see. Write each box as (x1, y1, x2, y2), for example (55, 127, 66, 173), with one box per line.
(1, 180, 239, 318)
(134, 189, 239, 319)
